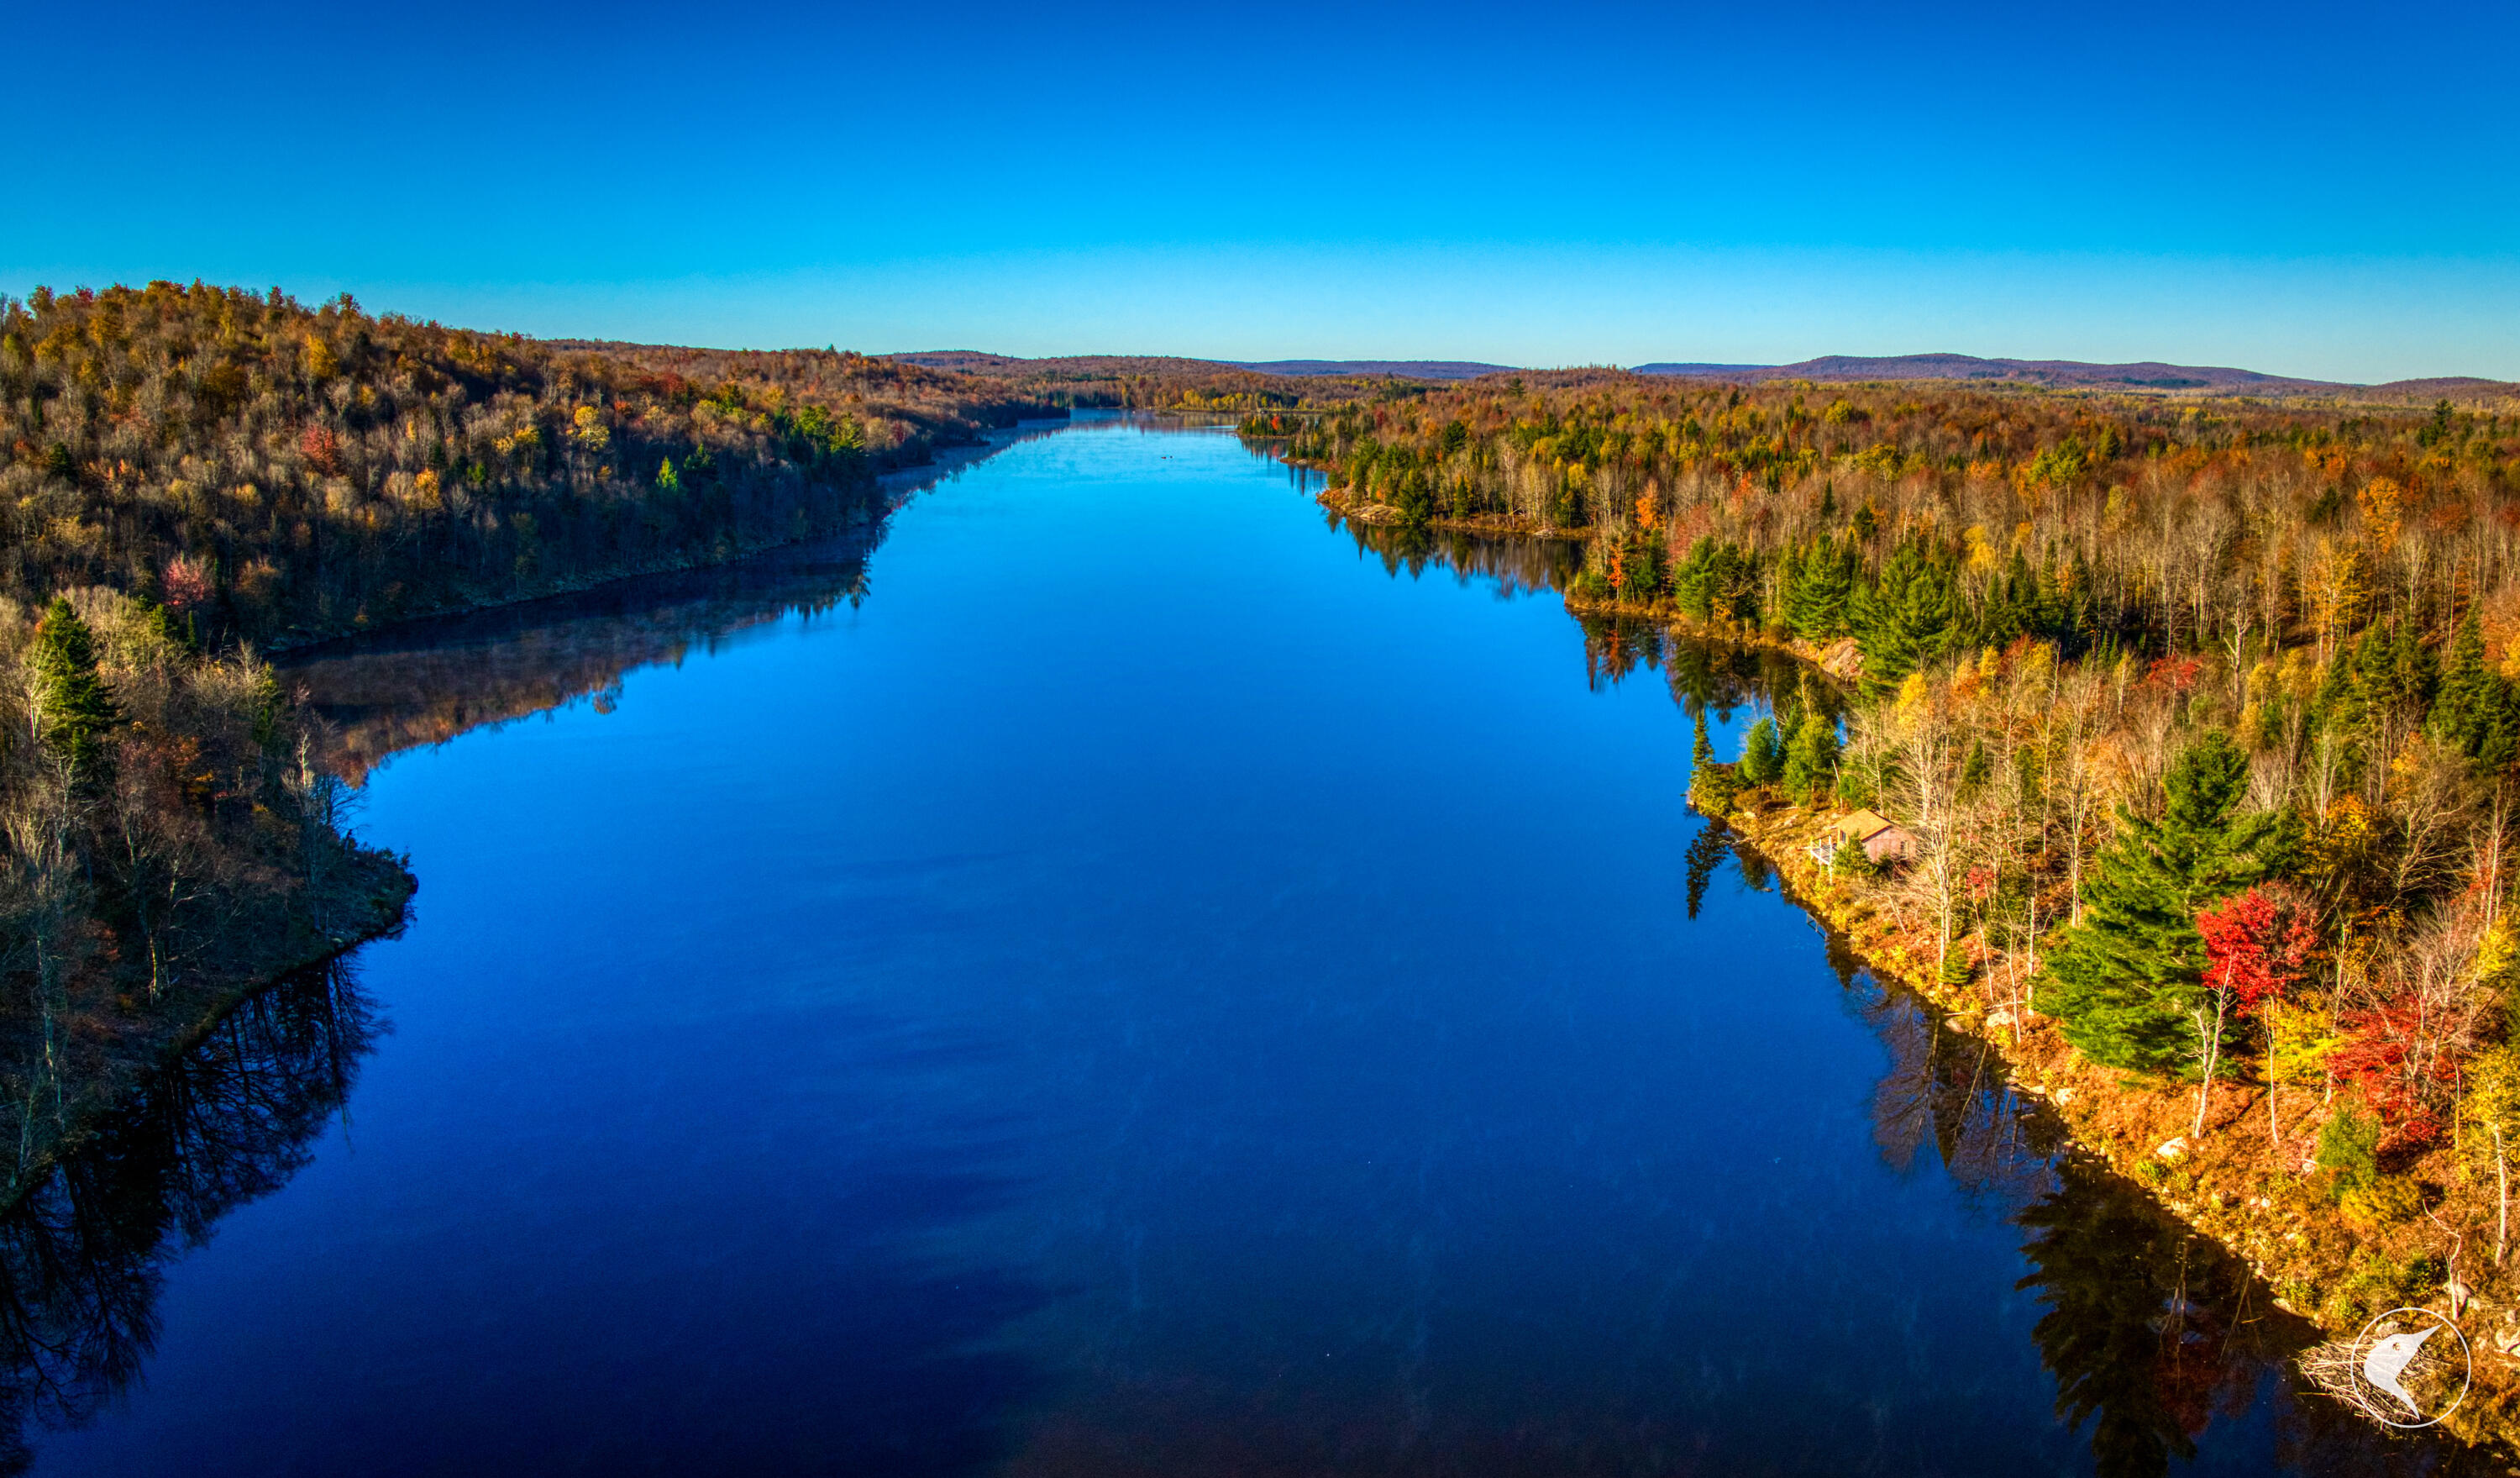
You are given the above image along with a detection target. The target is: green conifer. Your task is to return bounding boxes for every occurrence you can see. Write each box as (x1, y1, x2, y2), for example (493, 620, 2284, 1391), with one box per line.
(1740, 716, 1784, 786)
(2035, 730, 2275, 1072)
(2429, 607, 2519, 768)
(30, 596, 118, 776)
(1855, 539, 1958, 698)
(1782, 707, 1840, 803)
(1784, 536, 1856, 641)
(1958, 739, 1992, 801)
(1688, 709, 1740, 813)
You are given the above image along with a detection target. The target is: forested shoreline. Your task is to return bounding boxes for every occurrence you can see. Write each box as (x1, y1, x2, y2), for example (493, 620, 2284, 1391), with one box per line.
(0, 280, 1428, 1235)
(0, 585, 407, 1211)
(0, 282, 1088, 648)
(1250, 375, 2520, 1444)
(0, 282, 1235, 1223)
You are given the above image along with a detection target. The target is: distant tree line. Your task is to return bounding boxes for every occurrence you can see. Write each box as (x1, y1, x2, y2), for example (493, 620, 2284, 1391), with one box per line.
(0, 281, 1068, 647)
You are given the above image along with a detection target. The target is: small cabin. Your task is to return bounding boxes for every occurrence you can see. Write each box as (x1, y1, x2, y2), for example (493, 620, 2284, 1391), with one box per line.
(1818, 807, 1917, 867)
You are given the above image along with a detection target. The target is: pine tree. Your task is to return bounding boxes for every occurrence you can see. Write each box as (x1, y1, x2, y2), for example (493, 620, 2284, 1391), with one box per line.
(1855, 539, 1958, 698)
(2429, 607, 2520, 768)
(1675, 538, 1718, 620)
(1740, 716, 1784, 786)
(1958, 739, 1992, 801)
(1688, 710, 1740, 813)
(1783, 535, 1856, 641)
(1781, 707, 1840, 804)
(30, 596, 118, 776)
(1777, 543, 1809, 629)
(2036, 730, 2276, 1072)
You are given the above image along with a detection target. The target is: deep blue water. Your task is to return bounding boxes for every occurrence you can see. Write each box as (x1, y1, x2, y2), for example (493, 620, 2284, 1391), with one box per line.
(26, 418, 2351, 1475)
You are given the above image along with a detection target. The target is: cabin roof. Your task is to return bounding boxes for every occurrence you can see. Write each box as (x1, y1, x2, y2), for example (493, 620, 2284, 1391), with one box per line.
(1832, 808, 1900, 841)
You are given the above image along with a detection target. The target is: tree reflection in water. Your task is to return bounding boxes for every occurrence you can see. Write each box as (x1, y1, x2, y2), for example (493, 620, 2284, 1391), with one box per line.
(1320, 509, 1584, 602)
(1326, 510, 2496, 1475)
(0, 960, 376, 1472)
(1860, 891, 2501, 1474)
(282, 421, 1074, 786)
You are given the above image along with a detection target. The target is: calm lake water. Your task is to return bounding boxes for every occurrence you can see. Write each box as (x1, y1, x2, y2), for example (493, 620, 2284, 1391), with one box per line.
(18, 417, 2438, 1475)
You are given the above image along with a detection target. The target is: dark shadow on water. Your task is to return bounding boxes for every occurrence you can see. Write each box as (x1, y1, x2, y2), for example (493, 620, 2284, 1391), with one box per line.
(0, 960, 377, 1473)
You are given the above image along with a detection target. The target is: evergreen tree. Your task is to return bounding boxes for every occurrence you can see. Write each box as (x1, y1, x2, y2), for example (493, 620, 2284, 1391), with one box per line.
(1783, 535, 1856, 641)
(1740, 716, 1784, 786)
(1854, 539, 1959, 698)
(29, 596, 118, 776)
(1958, 739, 1992, 801)
(1777, 543, 1809, 626)
(2036, 731, 2276, 1072)
(1675, 540, 1759, 626)
(2430, 607, 2520, 769)
(1975, 547, 2034, 648)
(1624, 529, 1667, 598)
(2433, 608, 2490, 741)
(1781, 707, 1840, 804)
(1675, 537, 1719, 620)
(2343, 619, 2437, 741)
(1688, 709, 1741, 813)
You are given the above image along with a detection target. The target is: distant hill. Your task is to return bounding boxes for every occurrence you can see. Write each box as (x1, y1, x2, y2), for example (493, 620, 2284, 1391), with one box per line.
(890, 350, 2512, 403)
(1620, 355, 2520, 400)
(888, 350, 1246, 377)
(1629, 353, 2334, 392)
(2360, 376, 2516, 400)
(1228, 359, 1515, 380)
(890, 351, 1513, 381)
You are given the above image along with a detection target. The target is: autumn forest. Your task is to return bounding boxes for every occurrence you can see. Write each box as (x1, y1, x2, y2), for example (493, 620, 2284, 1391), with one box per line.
(1250, 375, 2520, 1442)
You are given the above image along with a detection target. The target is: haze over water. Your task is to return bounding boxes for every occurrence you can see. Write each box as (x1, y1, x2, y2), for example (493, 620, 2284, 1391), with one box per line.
(34, 418, 2323, 1475)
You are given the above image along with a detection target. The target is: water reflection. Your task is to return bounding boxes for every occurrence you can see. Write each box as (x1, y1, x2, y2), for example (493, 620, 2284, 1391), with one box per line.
(1318, 508, 1585, 602)
(1324, 505, 2491, 1476)
(281, 419, 1070, 783)
(0, 960, 378, 1471)
(1851, 971, 2300, 1472)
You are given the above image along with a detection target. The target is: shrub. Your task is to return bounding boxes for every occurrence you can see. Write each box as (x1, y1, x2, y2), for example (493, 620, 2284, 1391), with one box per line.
(2317, 1100, 2382, 1200)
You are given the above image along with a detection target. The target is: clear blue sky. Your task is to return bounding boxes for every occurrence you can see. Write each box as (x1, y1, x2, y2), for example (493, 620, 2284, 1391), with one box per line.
(13, 0, 2517, 381)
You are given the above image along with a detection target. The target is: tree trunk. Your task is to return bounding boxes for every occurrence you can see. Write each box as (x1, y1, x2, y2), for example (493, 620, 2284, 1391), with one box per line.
(2496, 1123, 2510, 1266)
(2194, 991, 2227, 1138)
(2268, 1023, 2281, 1147)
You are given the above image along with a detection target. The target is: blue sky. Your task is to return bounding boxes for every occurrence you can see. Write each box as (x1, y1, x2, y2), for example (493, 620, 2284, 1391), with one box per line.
(13, 0, 2517, 380)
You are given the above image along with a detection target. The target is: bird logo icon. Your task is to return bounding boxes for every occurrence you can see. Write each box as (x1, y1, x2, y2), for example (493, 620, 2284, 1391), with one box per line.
(2350, 1309, 2470, 1428)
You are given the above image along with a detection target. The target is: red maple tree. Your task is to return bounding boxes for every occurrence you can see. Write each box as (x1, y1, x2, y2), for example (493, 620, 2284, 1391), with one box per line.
(2198, 884, 2318, 1013)
(2193, 882, 2319, 1139)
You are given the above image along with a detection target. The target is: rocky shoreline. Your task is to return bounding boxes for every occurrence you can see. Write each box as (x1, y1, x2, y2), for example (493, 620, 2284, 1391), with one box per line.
(1698, 718, 2520, 1452)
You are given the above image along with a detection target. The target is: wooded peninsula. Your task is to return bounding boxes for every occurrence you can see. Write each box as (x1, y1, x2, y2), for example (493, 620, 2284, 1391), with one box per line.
(1247, 374, 2520, 1445)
